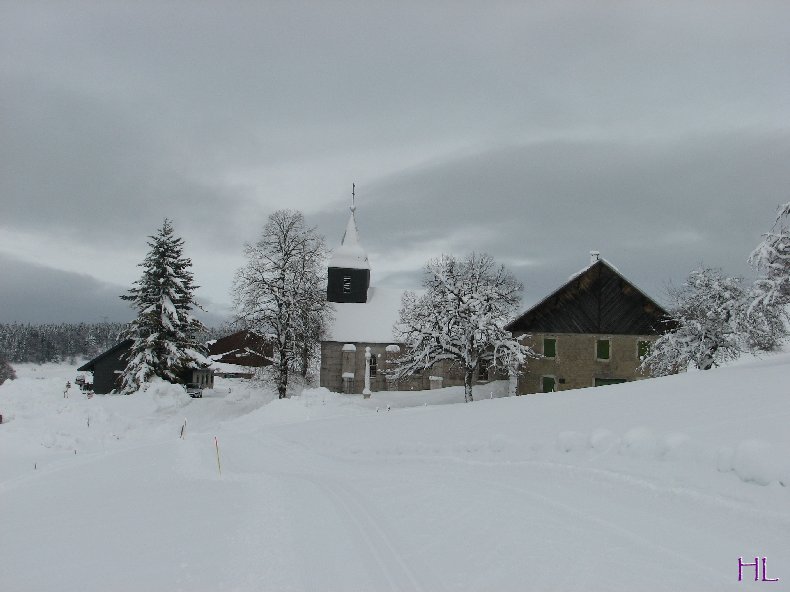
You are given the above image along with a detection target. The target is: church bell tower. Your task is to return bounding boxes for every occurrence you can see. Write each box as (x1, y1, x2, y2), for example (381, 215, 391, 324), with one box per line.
(327, 185, 370, 303)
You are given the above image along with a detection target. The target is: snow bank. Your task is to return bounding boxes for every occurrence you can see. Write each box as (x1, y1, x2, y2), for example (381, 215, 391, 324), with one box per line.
(720, 439, 790, 487)
(143, 379, 192, 411)
(3, 353, 790, 592)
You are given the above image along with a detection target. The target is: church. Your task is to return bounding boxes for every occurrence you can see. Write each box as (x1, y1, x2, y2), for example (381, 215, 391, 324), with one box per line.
(318, 201, 469, 394)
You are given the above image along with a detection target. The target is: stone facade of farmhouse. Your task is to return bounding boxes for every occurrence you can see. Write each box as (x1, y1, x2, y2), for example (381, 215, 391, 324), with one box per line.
(516, 333, 660, 393)
(506, 254, 671, 394)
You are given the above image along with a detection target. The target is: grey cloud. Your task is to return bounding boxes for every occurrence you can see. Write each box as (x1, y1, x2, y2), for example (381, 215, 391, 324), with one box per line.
(315, 130, 790, 307)
(0, 253, 228, 325)
(1, 1, 788, 320)
(0, 253, 134, 323)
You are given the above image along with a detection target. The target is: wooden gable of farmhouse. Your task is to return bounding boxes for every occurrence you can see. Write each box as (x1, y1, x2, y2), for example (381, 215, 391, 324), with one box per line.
(506, 260, 670, 335)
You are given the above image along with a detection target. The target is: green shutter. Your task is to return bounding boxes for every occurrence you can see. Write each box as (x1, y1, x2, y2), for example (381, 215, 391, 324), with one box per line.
(541, 376, 556, 393)
(543, 338, 556, 358)
(596, 339, 610, 360)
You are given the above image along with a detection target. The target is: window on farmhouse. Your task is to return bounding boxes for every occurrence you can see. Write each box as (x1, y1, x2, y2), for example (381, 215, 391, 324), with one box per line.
(543, 337, 556, 358)
(342, 276, 352, 294)
(638, 340, 651, 359)
(541, 376, 556, 392)
(370, 355, 377, 377)
(596, 339, 610, 361)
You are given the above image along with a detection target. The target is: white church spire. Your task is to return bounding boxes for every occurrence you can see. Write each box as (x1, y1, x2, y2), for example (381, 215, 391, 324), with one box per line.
(330, 183, 370, 270)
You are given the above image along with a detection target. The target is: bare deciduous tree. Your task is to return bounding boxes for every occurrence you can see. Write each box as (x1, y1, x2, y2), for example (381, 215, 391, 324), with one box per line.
(233, 210, 329, 398)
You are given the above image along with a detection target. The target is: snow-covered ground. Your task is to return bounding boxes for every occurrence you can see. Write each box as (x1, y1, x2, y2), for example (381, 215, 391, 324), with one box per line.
(1, 356, 789, 591)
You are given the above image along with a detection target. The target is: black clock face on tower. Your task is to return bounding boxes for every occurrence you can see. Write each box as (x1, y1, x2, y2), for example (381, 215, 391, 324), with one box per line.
(327, 267, 370, 303)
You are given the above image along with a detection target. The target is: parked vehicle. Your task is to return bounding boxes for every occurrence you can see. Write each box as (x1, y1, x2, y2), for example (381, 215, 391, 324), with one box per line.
(186, 383, 203, 398)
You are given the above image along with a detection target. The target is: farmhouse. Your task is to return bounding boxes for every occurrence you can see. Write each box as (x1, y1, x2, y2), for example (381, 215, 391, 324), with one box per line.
(319, 203, 470, 394)
(207, 330, 271, 378)
(505, 253, 671, 394)
(78, 340, 214, 394)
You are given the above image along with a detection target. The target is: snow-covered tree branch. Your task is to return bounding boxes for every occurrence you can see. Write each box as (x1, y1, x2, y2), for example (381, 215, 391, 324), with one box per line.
(389, 253, 537, 402)
(233, 210, 329, 398)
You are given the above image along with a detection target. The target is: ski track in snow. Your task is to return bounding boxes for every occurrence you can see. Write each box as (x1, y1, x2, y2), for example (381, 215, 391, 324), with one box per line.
(238, 432, 448, 592)
(422, 465, 730, 585)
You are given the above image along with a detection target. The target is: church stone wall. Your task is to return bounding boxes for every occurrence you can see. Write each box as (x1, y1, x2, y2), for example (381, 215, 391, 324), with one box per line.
(320, 341, 475, 395)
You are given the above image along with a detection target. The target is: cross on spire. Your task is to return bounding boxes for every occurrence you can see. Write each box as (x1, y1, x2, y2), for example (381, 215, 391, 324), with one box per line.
(351, 183, 356, 212)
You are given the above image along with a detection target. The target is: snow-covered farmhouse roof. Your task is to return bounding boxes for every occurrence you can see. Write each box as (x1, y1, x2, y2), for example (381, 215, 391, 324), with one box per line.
(326, 286, 407, 343)
(328, 207, 370, 270)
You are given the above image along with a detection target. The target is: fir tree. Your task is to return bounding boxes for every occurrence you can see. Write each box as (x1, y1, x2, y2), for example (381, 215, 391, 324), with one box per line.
(0, 354, 15, 386)
(120, 219, 209, 393)
(749, 202, 790, 309)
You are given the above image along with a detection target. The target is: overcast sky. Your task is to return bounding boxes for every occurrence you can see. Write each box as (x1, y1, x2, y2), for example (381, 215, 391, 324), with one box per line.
(2, 1, 789, 324)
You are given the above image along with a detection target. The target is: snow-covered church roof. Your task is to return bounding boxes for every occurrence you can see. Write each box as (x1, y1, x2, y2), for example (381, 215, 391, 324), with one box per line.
(326, 286, 406, 343)
(328, 207, 369, 270)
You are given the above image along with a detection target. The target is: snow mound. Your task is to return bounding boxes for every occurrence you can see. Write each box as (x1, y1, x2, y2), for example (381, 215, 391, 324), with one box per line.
(143, 380, 192, 411)
(620, 426, 659, 458)
(589, 428, 620, 453)
(731, 439, 787, 486)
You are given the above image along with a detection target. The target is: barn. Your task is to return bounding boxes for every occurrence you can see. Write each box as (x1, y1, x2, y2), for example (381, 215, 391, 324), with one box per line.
(78, 340, 214, 394)
(506, 253, 672, 394)
(207, 330, 271, 378)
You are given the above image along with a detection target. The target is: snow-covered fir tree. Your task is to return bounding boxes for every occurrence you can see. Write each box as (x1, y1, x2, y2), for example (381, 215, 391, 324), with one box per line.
(641, 267, 781, 376)
(749, 202, 790, 319)
(0, 355, 15, 385)
(0, 322, 127, 364)
(389, 253, 537, 403)
(119, 219, 209, 393)
(233, 210, 329, 398)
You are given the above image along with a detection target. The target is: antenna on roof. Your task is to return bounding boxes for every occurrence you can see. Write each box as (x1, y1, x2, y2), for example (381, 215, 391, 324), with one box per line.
(351, 183, 356, 213)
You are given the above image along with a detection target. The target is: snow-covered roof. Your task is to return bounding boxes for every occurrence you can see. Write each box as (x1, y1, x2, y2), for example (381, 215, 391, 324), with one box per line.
(328, 209, 370, 270)
(211, 361, 256, 374)
(326, 286, 409, 343)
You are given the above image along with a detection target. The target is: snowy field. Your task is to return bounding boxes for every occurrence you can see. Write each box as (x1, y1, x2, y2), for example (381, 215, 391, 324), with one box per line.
(1, 357, 789, 591)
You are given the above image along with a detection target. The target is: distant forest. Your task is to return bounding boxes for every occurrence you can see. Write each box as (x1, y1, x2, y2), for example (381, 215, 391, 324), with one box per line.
(0, 323, 226, 364)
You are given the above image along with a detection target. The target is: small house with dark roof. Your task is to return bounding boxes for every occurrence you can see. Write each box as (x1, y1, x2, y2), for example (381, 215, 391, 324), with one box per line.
(505, 253, 672, 394)
(78, 340, 214, 394)
(77, 339, 134, 394)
